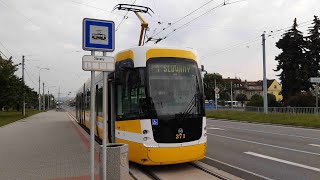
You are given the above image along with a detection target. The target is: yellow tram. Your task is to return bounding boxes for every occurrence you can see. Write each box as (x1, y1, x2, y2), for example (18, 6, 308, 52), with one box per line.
(75, 46, 207, 165)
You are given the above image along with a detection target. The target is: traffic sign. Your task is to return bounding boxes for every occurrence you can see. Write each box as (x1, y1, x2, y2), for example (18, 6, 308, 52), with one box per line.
(310, 77, 320, 83)
(82, 55, 115, 71)
(82, 18, 115, 52)
(215, 88, 220, 93)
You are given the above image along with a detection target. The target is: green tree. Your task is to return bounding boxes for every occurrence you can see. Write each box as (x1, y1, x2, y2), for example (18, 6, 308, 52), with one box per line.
(0, 56, 38, 111)
(236, 93, 247, 106)
(246, 93, 281, 107)
(306, 15, 320, 78)
(247, 94, 263, 107)
(275, 18, 309, 102)
(286, 93, 315, 107)
(203, 73, 223, 100)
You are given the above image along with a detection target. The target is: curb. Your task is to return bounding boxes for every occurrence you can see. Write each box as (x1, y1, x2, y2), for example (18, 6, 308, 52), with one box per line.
(207, 118, 320, 130)
(0, 111, 44, 128)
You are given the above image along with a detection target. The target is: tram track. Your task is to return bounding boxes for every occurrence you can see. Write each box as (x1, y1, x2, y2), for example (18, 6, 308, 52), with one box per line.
(65, 108, 241, 180)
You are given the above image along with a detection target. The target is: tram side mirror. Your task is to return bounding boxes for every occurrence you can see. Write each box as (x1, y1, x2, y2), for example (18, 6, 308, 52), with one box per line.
(201, 65, 207, 75)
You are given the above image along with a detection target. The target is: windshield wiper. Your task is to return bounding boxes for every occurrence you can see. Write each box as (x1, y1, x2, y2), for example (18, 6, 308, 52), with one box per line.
(179, 76, 201, 121)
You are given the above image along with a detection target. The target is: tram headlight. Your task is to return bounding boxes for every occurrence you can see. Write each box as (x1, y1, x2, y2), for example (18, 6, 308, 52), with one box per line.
(143, 130, 148, 134)
(143, 137, 148, 141)
(204, 126, 207, 131)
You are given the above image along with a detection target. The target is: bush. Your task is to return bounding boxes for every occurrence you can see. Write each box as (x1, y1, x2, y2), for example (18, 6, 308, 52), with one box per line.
(285, 93, 315, 107)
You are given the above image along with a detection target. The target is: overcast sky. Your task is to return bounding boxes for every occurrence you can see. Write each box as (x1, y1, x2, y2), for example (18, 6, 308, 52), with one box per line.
(0, 0, 319, 97)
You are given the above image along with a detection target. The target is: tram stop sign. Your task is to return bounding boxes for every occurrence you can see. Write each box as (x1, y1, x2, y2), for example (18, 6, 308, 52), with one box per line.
(82, 55, 115, 72)
(82, 18, 115, 52)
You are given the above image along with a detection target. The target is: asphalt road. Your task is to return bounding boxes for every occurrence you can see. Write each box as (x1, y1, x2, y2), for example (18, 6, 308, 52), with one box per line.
(204, 119, 320, 180)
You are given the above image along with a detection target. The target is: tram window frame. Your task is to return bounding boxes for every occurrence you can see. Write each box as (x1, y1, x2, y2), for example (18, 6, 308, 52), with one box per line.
(116, 67, 148, 120)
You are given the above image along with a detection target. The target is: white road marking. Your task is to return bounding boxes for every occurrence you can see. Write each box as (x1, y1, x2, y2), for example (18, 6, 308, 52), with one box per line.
(205, 156, 274, 180)
(245, 151, 320, 172)
(207, 124, 320, 140)
(207, 118, 320, 131)
(309, 144, 320, 147)
(207, 133, 320, 156)
(208, 127, 224, 130)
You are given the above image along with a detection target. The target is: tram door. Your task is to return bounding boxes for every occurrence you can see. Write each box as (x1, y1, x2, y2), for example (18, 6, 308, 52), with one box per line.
(108, 74, 116, 143)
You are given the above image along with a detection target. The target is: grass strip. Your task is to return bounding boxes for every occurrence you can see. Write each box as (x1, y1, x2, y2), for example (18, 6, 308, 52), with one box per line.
(206, 110, 320, 128)
(0, 110, 41, 127)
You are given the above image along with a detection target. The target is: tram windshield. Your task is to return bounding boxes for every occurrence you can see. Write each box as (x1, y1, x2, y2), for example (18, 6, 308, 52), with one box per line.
(147, 58, 204, 117)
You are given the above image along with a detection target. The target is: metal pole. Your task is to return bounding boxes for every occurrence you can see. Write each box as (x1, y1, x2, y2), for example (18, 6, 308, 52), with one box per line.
(90, 51, 96, 180)
(102, 52, 108, 180)
(48, 90, 50, 110)
(43, 82, 45, 111)
(58, 86, 61, 109)
(316, 83, 318, 114)
(262, 32, 268, 114)
(22, 55, 25, 116)
(230, 81, 233, 109)
(39, 72, 41, 111)
(214, 79, 217, 110)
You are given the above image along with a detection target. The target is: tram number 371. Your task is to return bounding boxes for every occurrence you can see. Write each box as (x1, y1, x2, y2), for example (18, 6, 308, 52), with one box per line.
(176, 133, 186, 139)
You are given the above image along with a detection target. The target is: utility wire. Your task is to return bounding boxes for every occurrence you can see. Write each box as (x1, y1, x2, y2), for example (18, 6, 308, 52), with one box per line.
(0, 0, 37, 27)
(115, 0, 137, 32)
(25, 68, 37, 87)
(0, 40, 13, 56)
(151, 0, 218, 38)
(0, 50, 9, 59)
(151, 0, 246, 44)
(203, 19, 313, 58)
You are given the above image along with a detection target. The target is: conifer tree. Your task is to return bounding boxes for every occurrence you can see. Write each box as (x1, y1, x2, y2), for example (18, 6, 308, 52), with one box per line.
(306, 16, 320, 79)
(275, 18, 307, 101)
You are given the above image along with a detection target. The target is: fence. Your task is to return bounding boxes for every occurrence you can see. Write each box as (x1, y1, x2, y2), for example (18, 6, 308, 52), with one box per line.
(244, 106, 320, 114)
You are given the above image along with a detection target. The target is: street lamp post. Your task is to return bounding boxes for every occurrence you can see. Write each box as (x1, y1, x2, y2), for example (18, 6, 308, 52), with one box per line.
(38, 68, 49, 111)
(48, 86, 56, 110)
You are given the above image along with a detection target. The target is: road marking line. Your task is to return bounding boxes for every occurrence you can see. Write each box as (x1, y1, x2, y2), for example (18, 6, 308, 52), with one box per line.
(245, 151, 320, 172)
(205, 156, 274, 180)
(206, 124, 320, 140)
(309, 144, 320, 147)
(207, 119, 320, 132)
(207, 133, 320, 156)
(208, 127, 224, 130)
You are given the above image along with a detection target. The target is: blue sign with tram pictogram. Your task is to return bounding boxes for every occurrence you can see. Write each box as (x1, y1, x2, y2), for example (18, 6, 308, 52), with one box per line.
(82, 18, 115, 52)
(152, 119, 158, 125)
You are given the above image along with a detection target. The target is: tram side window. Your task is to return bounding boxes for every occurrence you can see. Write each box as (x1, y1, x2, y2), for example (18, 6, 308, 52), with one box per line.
(116, 68, 147, 120)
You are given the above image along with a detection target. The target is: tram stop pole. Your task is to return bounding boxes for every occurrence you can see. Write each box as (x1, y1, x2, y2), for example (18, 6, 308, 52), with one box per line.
(102, 51, 108, 180)
(90, 51, 96, 180)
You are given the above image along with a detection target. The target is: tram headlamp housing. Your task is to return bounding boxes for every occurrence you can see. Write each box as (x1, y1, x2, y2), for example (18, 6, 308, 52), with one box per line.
(143, 130, 148, 134)
(143, 137, 148, 141)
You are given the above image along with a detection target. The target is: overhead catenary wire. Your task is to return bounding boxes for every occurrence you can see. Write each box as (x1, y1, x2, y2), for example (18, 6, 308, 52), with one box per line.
(151, 0, 219, 38)
(25, 68, 38, 87)
(202, 18, 314, 58)
(0, 0, 38, 27)
(115, 0, 137, 32)
(151, 0, 246, 44)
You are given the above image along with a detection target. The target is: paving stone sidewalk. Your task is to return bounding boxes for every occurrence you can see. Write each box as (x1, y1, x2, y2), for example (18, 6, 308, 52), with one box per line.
(0, 110, 99, 180)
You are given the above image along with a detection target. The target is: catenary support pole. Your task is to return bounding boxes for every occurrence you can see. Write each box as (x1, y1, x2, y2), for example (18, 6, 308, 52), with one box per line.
(102, 51, 108, 180)
(48, 90, 50, 110)
(39, 73, 41, 111)
(262, 32, 268, 114)
(43, 82, 45, 110)
(90, 51, 96, 180)
(22, 56, 25, 116)
(230, 81, 233, 109)
(214, 79, 218, 110)
(316, 83, 318, 114)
